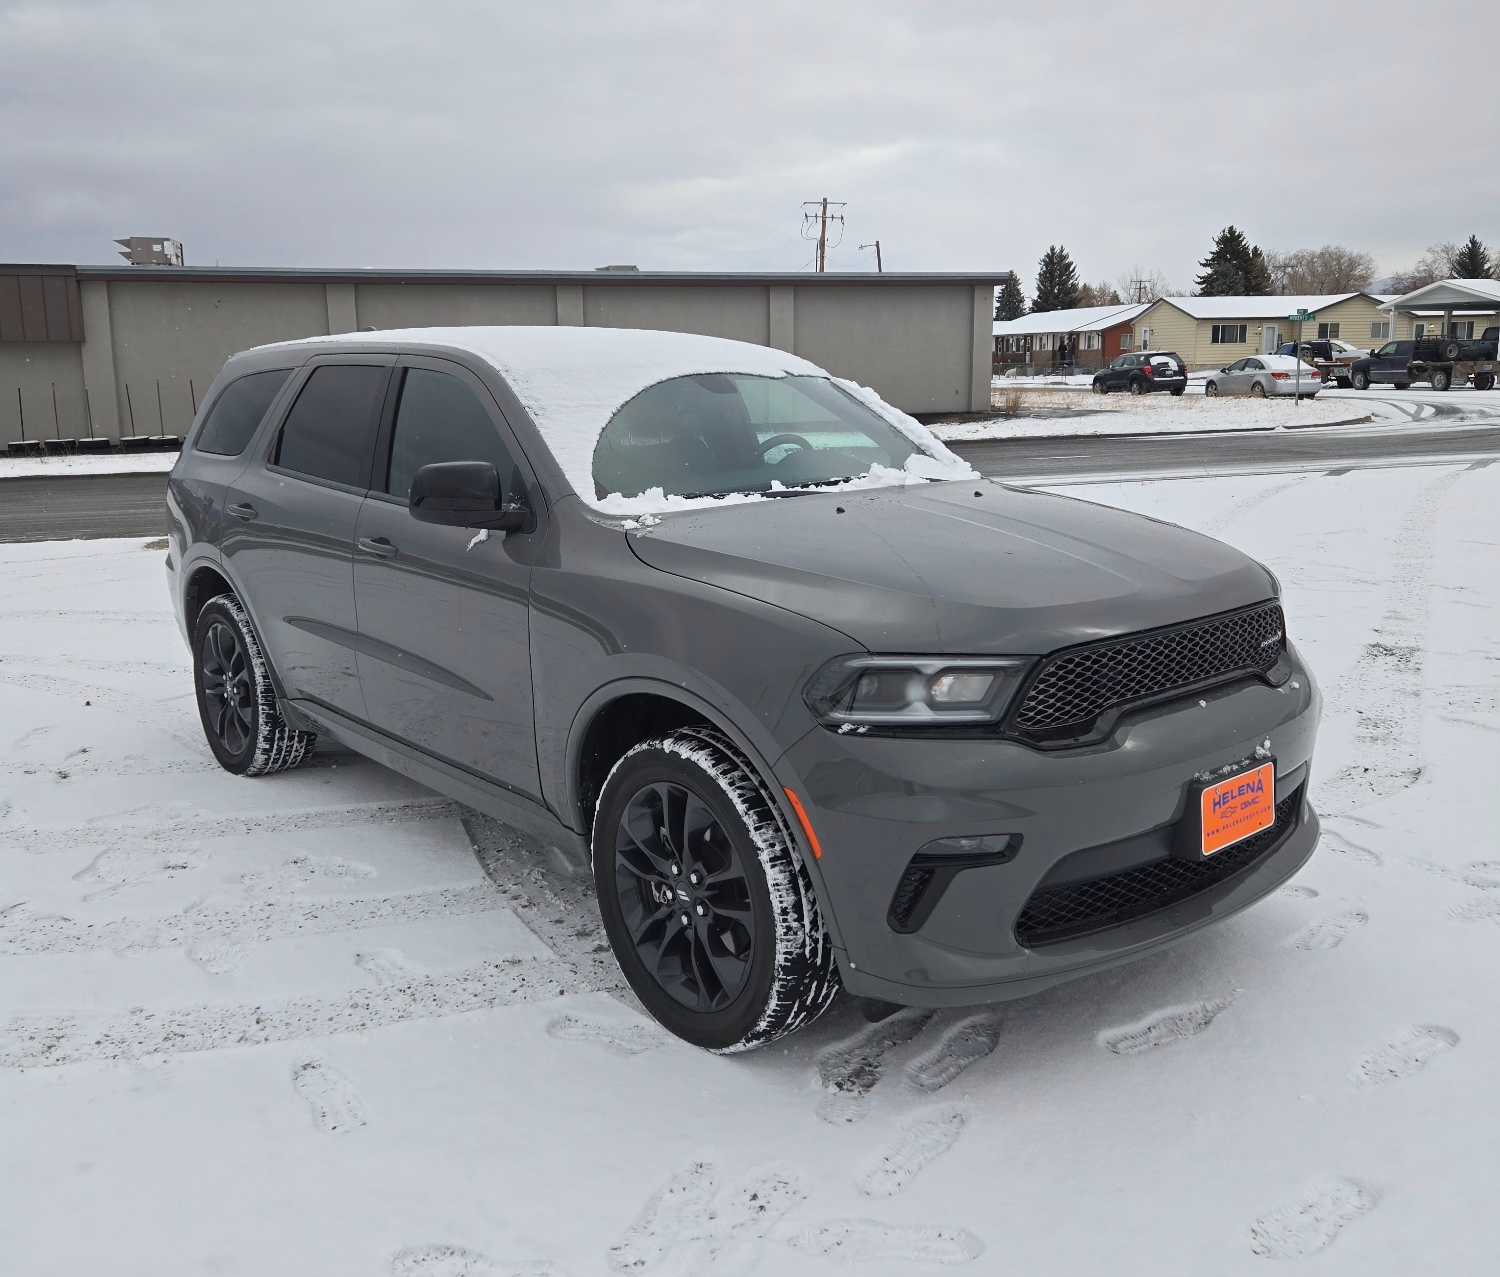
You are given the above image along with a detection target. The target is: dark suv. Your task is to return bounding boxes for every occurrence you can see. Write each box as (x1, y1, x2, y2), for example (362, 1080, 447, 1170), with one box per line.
(1091, 351, 1188, 396)
(167, 326, 1321, 1051)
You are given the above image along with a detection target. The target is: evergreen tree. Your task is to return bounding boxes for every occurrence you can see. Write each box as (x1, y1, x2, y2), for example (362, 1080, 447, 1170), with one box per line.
(1244, 245, 1273, 295)
(994, 274, 1026, 320)
(1451, 234, 1492, 278)
(1195, 225, 1269, 296)
(1031, 245, 1081, 313)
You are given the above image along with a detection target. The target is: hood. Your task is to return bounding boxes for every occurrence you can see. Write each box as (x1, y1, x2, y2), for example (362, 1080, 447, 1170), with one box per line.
(626, 480, 1277, 653)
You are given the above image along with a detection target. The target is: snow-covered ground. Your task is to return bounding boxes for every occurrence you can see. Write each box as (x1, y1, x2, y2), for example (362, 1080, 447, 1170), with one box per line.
(3, 460, 1499, 1274)
(0, 449, 179, 478)
(938, 392, 1371, 441)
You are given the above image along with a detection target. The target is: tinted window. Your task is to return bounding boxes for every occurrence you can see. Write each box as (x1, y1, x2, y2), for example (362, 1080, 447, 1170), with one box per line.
(274, 365, 387, 487)
(386, 368, 514, 500)
(593, 373, 921, 501)
(194, 369, 290, 456)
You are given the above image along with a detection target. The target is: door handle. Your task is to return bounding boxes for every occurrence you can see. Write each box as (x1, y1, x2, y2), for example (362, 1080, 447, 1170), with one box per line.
(226, 502, 258, 521)
(357, 536, 398, 559)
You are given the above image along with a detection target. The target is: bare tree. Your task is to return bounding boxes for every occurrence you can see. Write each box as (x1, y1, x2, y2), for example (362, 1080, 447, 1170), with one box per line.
(1387, 241, 1461, 294)
(1265, 245, 1377, 294)
(1114, 267, 1175, 304)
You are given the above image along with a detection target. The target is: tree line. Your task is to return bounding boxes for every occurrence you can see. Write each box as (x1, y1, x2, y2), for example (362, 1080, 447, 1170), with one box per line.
(995, 231, 1496, 320)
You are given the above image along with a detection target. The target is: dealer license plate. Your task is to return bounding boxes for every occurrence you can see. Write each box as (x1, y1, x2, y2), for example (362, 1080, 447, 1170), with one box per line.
(1198, 760, 1275, 857)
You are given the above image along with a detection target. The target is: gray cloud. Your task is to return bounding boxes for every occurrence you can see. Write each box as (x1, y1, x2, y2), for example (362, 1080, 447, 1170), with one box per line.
(2, 0, 1493, 285)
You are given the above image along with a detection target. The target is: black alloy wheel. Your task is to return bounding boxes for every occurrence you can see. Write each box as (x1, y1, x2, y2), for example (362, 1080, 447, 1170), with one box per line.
(614, 781, 754, 1013)
(200, 620, 255, 756)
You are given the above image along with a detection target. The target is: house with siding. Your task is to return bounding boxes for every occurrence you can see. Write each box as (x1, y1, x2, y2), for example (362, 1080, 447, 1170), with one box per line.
(1128, 293, 1391, 368)
(1381, 278, 1500, 339)
(993, 302, 1149, 372)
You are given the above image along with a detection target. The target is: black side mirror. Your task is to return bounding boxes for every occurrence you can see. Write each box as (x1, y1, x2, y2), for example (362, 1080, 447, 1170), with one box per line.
(409, 460, 527, 531)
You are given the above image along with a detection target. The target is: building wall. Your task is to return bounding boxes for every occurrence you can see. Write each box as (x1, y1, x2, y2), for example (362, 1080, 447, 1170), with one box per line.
(1131, 302, 1204, 364)
(1300, 295, 1387, 348)
(0, 272, 999, 444)
(1392, 309, 1499, 339)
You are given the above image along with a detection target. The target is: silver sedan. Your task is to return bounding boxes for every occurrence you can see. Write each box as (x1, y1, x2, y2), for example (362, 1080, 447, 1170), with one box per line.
(1204, 354, 1323, 399)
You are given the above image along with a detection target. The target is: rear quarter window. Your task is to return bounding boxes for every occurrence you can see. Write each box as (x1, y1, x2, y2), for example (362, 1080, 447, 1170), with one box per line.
(193, 369, 291, 456)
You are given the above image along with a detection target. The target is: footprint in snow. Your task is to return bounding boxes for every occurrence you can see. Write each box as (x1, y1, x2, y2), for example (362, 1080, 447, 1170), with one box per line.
(1098, 997, 1233, 1056)
(1291, 909, 1368, 952)
(1463, 860, 1500, 890)
(355, 948, 422, 986)
(187, 942, 246, 976)
(814, 1008, 934, 1124)
(390, 1245, 559, 1276)
(855, 1103, 967, 1198)
(292, 1059, 367, 1134)
(905, 1011, 1003, 1094)
(1278, 884, 1319, 900)
(1351, 1025, 1459, 1087)
(777, 1219, 984, 1266)
(545, 1012, 666, 1056)
(1248, 1176, 1376, 1259)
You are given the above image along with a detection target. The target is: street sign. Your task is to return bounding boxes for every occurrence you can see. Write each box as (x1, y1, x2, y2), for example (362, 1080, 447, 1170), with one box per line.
(1287, 309, 1313, 322)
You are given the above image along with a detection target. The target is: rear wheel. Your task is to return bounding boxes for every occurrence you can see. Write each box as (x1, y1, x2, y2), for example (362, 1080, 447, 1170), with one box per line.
(1475, 372, 1496, 391)
(192, 594, 315, 775)
(1250, 381, 1267, 398)
(1431, 367, 1452, 392)
(592, 726, 839, 1051)
(1336, 376, 1353, 388)
(1169, 387, 1185, 397)
(1129, 378, 1147, 395)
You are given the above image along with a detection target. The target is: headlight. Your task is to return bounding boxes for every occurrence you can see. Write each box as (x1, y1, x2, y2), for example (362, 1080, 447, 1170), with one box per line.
(804, 655, 1034, 728)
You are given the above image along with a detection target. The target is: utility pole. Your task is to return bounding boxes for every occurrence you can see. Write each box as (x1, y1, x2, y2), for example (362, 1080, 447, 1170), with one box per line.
(801, 198, 846, 272)
(1127, 276, 1151, 304)
(859, 240, 883, 272)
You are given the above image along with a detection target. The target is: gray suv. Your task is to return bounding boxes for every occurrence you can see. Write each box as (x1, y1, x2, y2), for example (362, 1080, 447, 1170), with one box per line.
(167, 326, 1322, 1052)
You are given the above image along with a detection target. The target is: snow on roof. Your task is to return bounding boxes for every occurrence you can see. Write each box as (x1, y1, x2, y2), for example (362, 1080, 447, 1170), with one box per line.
(992, 303, 1147, 337)
(1386, 278, 1500, 310)
(1154, 293, 1367, 320)
(272, 325, 974, 515)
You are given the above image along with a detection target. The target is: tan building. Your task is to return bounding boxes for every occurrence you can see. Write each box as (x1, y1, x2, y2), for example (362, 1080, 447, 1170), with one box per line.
(1381, 278, 1500, 340)
(1129, 292, 1391, 368)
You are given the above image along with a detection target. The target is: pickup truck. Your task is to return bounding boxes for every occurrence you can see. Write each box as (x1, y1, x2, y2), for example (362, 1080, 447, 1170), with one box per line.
(1348, 327, 1498, 392)
(1275, 338, 1369, 387)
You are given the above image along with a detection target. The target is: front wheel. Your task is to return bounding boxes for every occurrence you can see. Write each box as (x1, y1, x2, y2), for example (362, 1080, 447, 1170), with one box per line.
(1475, 372, 1496, 391)
(1351, 370, 1370, 390)
(1205, 380, 1220, 397)
(1092, 380, 1108, 395)
(592, 726, 840, 1051)
(1431, 368, 1452, 392)
(192, 594, 315, 775)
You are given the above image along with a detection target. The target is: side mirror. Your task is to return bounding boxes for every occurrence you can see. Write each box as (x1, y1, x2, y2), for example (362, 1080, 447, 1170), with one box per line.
(1220, 367, 1229, 374)
(409, 460, 527, 531)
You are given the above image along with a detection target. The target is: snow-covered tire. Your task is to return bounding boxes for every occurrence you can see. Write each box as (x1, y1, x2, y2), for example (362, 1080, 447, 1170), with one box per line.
(592, 725, 840, 1052)
(192, 593, 315, 776)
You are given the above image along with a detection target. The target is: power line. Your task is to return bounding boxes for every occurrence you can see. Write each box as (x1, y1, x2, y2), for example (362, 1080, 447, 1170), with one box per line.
(801, 198, 846, 272)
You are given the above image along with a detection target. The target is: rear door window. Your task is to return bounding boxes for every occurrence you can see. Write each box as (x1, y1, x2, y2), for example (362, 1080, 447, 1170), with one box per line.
(194, 369, 291, 456)
(273, 365, 388, 488)
(384, 368, 515, 501)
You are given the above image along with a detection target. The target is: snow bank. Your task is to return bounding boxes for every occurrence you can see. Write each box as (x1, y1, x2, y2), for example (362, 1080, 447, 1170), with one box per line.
(0, 449, 179, 478)
(936, 395, 1366, 442)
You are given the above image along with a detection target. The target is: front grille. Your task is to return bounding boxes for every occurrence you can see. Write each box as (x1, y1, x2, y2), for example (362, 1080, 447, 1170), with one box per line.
(1014, 790, 1300, 947)
(1010, 602, 1285, 744)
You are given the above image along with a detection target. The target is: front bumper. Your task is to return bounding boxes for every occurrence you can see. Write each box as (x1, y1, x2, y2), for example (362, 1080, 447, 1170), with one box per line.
(775, 648, 1321, 1007)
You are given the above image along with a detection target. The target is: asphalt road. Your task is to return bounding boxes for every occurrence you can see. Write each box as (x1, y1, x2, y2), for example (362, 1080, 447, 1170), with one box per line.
(2, 418, 1499, 543)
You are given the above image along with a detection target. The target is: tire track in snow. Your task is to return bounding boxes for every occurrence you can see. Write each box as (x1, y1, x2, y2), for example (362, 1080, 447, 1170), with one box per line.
(292, 1058, 367, 1132)
(0, 956, 569, 1068)
(1248, 1177, 1376, 1259)
(1350, 1024, 1459, 1087)
(814, 1008, 935, 1124)
(390, 1245, 559, 1276)
(1098, 997, 1233, 1056)
(1319, 467, 1465, 817)
(0, 882, 506, 955)
(854, 1103, 967, 1198)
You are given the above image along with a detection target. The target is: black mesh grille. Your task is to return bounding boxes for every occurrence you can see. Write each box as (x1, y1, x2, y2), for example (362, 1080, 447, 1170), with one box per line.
(1011, 602, 1285, 743)
(888, 864, 937, 932)
(1014, 791, 1300, 947)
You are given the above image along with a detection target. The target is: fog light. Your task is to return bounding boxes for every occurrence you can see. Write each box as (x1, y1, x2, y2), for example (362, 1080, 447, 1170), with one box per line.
(919, 833, 1018, 858)
(928, 672, 995, 704)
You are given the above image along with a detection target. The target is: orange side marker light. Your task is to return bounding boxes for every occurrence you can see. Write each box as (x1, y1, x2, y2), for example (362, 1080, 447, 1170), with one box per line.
(783, 787, 824, 860)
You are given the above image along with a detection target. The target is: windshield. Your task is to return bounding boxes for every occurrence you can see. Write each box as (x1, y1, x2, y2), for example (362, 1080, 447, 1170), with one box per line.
(592, 372, 923, 500)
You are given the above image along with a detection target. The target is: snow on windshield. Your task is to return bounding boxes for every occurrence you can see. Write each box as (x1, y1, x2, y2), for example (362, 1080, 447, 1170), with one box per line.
(278, 326, 976, 517)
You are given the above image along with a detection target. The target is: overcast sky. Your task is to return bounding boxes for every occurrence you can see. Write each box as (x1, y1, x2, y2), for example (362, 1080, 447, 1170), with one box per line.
(2, 0, 1494, 290)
